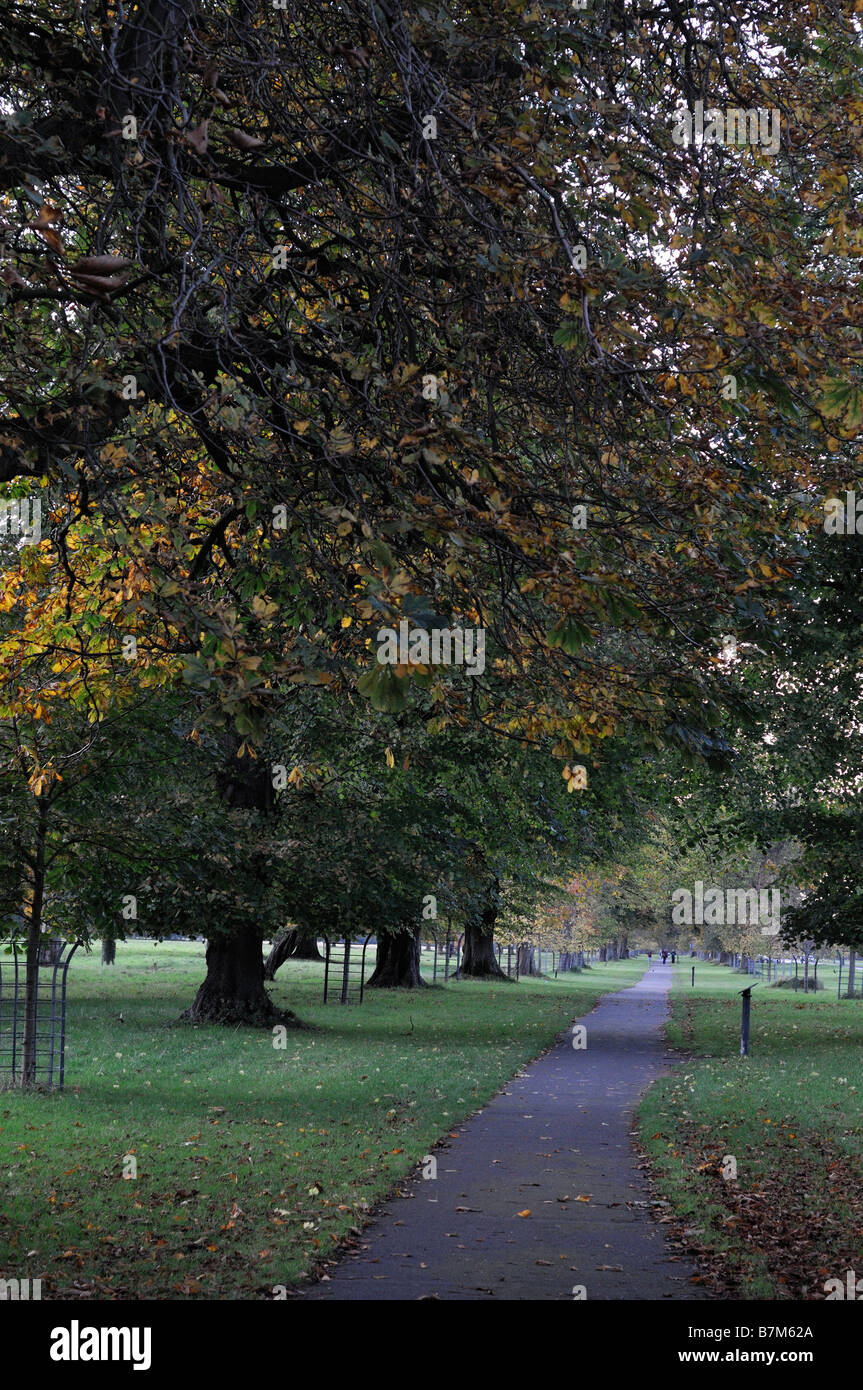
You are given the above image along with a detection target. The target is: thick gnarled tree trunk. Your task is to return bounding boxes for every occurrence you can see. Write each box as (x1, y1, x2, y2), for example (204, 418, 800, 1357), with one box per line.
(263, 928, 297, 980)
(292, 927, 323, 961)
(460, 891, 508, 980)
(183, 925, 303, 1026)
(263, 926, 323, 979)
(517, 942, 540, 977)
(366, 926, 425, 989)
(181, 734, 303, 1027)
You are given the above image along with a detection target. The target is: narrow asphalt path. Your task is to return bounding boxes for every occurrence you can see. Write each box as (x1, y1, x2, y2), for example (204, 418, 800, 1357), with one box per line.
(300, 962, 709, 1300)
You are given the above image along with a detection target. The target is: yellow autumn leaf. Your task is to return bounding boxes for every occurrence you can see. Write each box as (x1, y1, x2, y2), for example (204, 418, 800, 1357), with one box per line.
(251, 597, 278, 618)
(328, 428, 354, 454)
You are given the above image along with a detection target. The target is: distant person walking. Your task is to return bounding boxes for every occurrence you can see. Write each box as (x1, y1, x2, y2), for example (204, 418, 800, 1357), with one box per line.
(670, 950, 676, 964)
(661, 950, 668, 964)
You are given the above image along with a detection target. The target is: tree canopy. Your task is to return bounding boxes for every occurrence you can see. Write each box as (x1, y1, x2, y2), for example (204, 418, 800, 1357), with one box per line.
(2, 0, 863, 1027)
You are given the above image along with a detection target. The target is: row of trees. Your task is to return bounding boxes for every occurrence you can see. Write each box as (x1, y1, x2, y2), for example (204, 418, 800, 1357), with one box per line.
(2, 2, 863, 1074)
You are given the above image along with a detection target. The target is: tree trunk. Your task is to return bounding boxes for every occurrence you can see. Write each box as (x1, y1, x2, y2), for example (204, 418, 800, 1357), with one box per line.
(38, 938, 65, 966)
(517, 942, 539, 976)
(182, 925, 303, 1026)
(366, 926, 425, 989)
(292, 927, 323, 961)
(102, 936, 117, 966)
(182, 732, 304, 1026)
(21, 802, 48, 1086)
(263, 928, 297, 980)
(848, 949, 857, 998)
(263, 926, 323, 978)
(460, 892, 508, 980)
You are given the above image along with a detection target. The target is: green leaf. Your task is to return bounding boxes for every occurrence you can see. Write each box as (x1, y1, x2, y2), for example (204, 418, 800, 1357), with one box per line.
(817, 380, 863, 431)
(547, 617, 591, 654)
(356, 665, 410, 711)
(552, 320, 584, 351)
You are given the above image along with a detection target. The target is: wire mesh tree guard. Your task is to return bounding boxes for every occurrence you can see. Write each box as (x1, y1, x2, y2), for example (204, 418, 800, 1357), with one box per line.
(0, 938, 79, 1090)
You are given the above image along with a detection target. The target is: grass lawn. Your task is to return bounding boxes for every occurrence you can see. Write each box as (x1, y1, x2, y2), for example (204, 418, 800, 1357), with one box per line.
(0, 941, 643, 1299)
(638, 959, 863, 1299)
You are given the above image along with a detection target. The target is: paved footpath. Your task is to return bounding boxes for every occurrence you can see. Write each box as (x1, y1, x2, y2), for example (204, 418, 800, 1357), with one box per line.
(301, 963, 710, 1301)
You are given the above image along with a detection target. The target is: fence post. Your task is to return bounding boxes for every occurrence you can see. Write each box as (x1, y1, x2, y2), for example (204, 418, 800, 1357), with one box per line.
(341, 938, 351, 1004)
(739, 985, 755, 1057)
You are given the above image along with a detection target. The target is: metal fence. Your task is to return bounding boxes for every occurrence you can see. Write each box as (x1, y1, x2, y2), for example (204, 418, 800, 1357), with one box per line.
(0, 939, 79, 1090)
(420, 938, 600, 981)
(322, 934, 373, 1004)
(694, 950, 863, 999)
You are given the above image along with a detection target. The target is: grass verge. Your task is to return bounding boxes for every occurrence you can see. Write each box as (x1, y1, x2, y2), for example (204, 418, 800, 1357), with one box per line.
(638, 960, 863, 1299)
(1, 941, 643, 1299)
